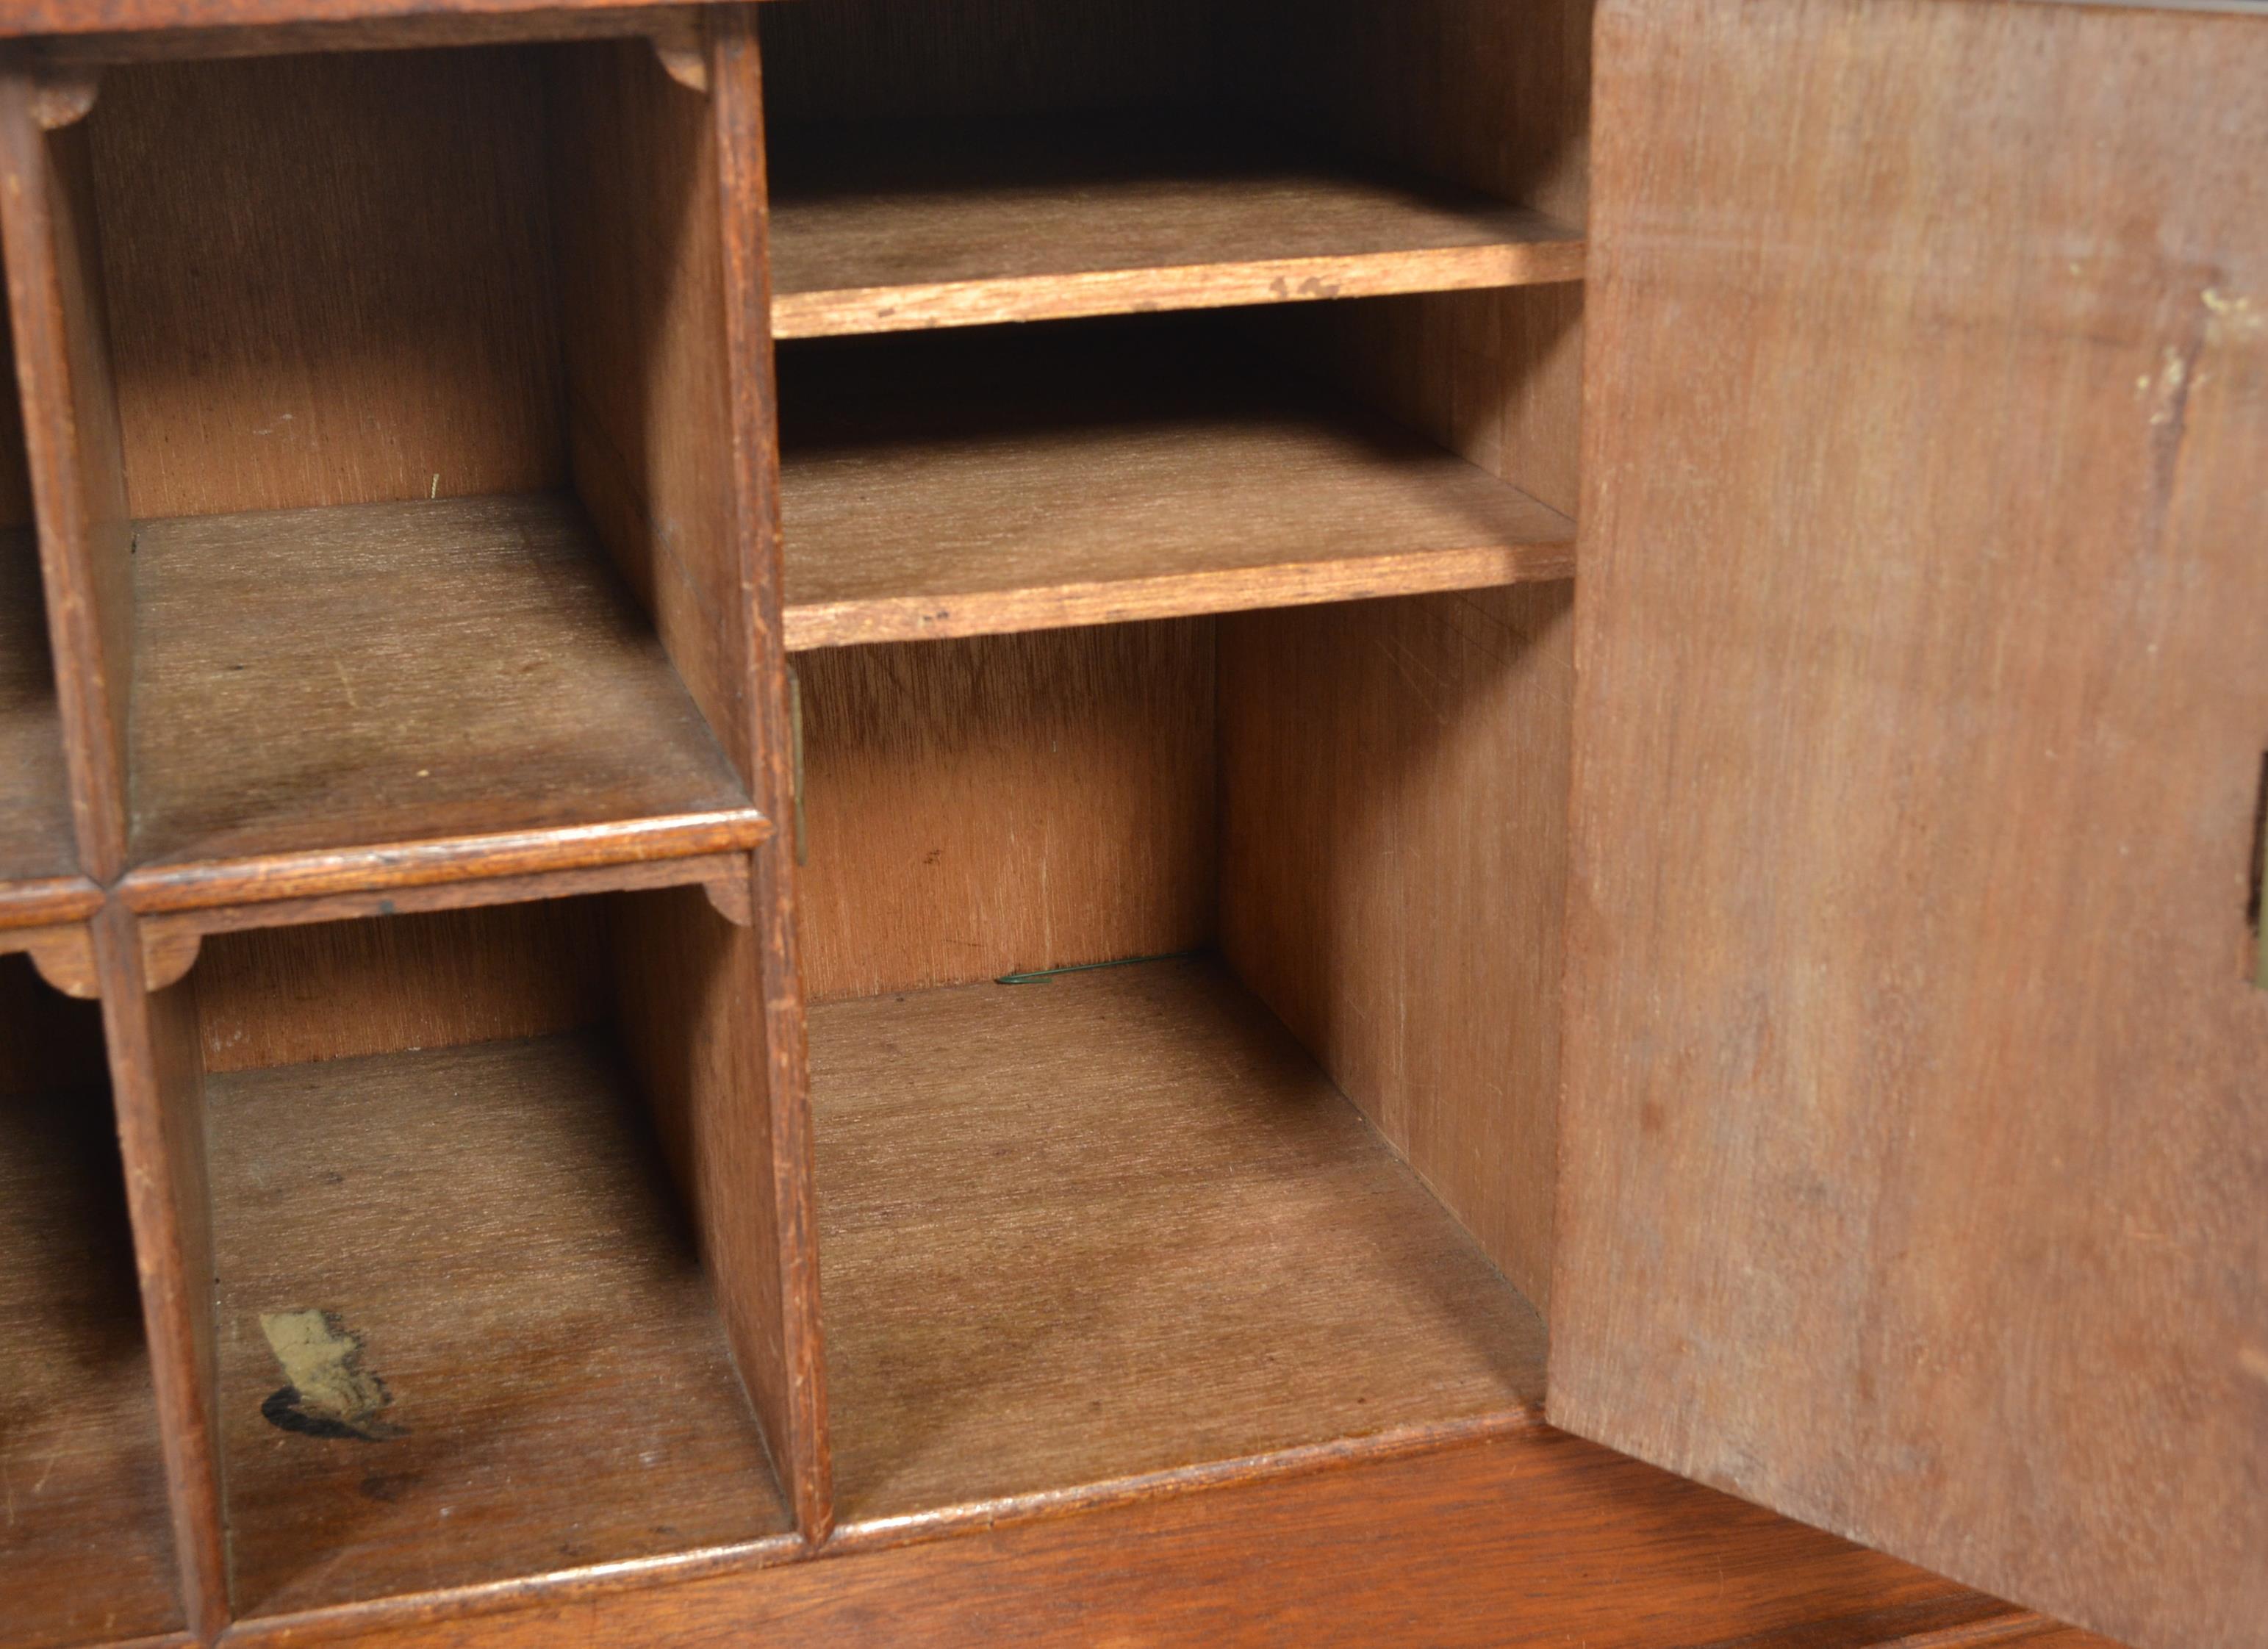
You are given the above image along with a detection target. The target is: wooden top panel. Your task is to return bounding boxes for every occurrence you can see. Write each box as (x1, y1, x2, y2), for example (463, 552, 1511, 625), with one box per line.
(1552, 4, 2268, 1648)
(809, 956, 1547, 1527)
(780, 328, 1573, 649)
(0, 529, 79, 905)
(0, 0, 728, 43)
(207, 1032, 792, 1617)
(0, 1079, 182, 1648)
(122, 493, 761, 909)
(769, 117, 1582, 338)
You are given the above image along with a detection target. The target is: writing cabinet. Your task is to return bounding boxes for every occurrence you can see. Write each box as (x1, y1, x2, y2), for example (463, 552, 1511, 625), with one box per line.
(0, 1, 2257, 1648)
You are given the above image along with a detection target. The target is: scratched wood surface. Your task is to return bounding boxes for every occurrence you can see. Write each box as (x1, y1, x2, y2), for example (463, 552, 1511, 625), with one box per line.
(808, 957, 1547, 1525)
(1553, 4, 2268, 1648)
(122, 495, 758, 903)
(0, 1059, 182, 1649)
(778, 326, 1573, 650)
(206, 1032, 792, 1617)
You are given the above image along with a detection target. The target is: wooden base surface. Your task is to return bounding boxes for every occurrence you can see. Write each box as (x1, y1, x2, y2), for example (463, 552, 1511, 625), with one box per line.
(808, 955, 1549, 1528)
(205, 1032, 791, 1617)
(125, 494, 761, 908)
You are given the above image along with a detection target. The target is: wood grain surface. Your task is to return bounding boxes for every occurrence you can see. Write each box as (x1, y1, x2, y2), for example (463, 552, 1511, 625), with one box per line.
(0, 1062, 180, 1649)
(808, 957, 1547, 1526)
(187, 903, 607, 1074)
(0, 0, 727, 40)
(206, 1032, 793, 1617)
(122, 495, 759, 902)
(85, 48, 564, 519)
(0, 90, 137, 883)
(1553, 4, 2268, 1648)
(554, 31, 755, 794)
(768, 116, 1579, 338)
(778, 326, 1573, 650)
(1221, 584, 1573, 1310)
(794, 622, 1215, 1000)
(0, 527, 78, 901)
(93, 914, 228, 1638)
(1243, 0, 1592, 520)
(220, 1424, 2052, 1649)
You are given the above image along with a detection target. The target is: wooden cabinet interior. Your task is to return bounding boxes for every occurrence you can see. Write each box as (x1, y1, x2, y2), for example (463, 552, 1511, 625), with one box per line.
(0, 2, 2111, 1648)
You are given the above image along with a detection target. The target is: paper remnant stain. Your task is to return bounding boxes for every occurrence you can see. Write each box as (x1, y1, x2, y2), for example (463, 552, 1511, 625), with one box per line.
(259, 1309, 406, 1442)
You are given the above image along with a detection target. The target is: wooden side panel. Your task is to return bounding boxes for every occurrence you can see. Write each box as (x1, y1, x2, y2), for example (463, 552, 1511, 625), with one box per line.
(553, 29, 753, 787)
(0, 84, 134, 880)
(95, 905, 226, 1639)
(1212, 0, 1588, 1307)
(1220, 586, 1571, 1310)
(559, 13, 828, 1541)
(795, 622, 1216, 1002)
(85, 48, 565, 517)
(192, 902, 609, 1072)
(1554, 5, 2268, 1648)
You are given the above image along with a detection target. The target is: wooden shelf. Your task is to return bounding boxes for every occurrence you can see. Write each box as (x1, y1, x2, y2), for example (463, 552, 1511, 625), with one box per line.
(768, 116, 1584, 338)
(0, 1077, 181, 1649)
(0, 531, 81, 914)
(206, 1030, 793, 1617)
(780, 328, 1575, 650)
(808, 956, 1547, 1528)
(121, 493, 765, 912)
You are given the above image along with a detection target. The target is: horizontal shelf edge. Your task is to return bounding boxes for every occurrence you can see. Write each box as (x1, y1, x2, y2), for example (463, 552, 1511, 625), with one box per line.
(773, 237, 1586, 340)
(785, 540, 1577, 652)
(0, 873, 104, 930)
(117, 809, 769, 916)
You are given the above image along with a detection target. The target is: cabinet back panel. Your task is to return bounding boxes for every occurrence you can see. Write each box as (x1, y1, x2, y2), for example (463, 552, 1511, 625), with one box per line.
(193, 902, 609, 1072)
(0, 952, 108, 1096)
(757, 0, 1228, 127)
(796, 622, 1215, 1002)
(84, 48, 566, 519)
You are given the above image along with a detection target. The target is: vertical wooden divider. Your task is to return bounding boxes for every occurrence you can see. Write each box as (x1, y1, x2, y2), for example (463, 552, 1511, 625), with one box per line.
(0, 63, 131, 883)
(1, 60, 232, 1638)
(92, 904, 229, 1639)
(551, 6, 830, 1542)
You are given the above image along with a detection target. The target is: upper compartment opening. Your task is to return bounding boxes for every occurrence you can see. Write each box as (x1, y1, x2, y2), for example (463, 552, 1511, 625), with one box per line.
(4, 33, 768, 909)
(758, 0, 1588, 338)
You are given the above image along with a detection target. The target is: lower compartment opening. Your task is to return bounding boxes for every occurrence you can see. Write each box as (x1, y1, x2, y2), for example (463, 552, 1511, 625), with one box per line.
(797, 592, 1571, 1528)
(0, 955, 181, 1649)
(180, 895, 792, 1617)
